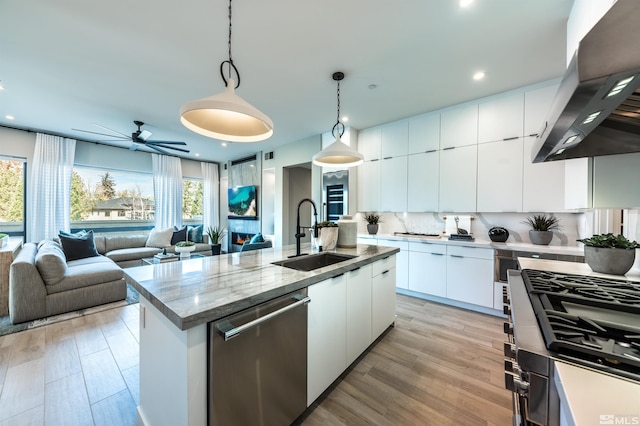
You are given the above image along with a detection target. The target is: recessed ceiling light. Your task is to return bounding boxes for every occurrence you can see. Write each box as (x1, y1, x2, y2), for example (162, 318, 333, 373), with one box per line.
(5, 115, 14, 120)
(195, 153, 200, 157)
(460, 0, 474, 8)
(0, 82, 5, 91)
(342, 116, 349, 123)
(473, 71, 485, 81)
(221, 142, 227, 147)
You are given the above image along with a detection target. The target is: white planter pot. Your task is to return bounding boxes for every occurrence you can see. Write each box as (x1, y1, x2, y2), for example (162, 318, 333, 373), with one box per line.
(0, 235, 8, 248)
(315, 227, 338, 251)
(175, 245, 196, 259)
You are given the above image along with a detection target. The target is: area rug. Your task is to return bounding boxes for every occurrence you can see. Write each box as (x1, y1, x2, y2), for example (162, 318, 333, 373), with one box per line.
(0, 284, 139, 337)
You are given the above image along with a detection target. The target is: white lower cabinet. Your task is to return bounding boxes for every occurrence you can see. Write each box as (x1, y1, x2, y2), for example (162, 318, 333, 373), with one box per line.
(445, 246, 494, 308)
(307, 255, 397, 406)
(407, 242, 446, 297)
(375, 238, 408, 289)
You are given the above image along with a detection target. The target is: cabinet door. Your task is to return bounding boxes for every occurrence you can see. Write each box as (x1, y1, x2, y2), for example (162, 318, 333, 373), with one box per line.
(357, 160, 380, 212)
(446, 248, 494, 308)
(478, 92, 524, 143)
(440, 104, 478, 148)
(522, 136, 566, 212)
(375, 239, 408, 289)
(408, 249, 446, 297)
(307, 275, 347, 405)
(358, 127, 381, 161)
(524, 84, 558, 137)
(346, 264, 372, 366)
(379, 156, 408, 212)
(372, 265, 396, 339)
(408, 112, 440, 154)
(438, 145, 477, 212)
(380, 121, 409, 158)
(407, 151, 439, 212)
(477, 138, 523, 212)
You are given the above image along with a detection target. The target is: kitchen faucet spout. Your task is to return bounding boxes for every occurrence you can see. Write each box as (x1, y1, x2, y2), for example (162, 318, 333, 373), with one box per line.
(291, 198, 318, 258)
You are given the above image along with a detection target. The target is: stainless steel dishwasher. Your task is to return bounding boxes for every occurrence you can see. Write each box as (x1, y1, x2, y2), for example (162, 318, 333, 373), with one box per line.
(208, 288, 310, 426)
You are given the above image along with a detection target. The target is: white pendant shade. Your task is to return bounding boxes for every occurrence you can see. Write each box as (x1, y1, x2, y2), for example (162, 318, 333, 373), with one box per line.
(312, 136, 364, 167)
(180, 79, 273, 142)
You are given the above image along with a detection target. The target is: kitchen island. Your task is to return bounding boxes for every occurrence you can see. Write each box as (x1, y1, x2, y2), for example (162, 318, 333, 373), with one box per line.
(124, 243, 399, 426)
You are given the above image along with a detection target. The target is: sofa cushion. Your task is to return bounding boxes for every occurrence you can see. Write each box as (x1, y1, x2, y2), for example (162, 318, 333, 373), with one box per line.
(35, 241, 68, 285)
(146, 227, 173, 248)
(46, 256, 124, 295)
(59, 230, 100, 261)
(106, 247, 162, 262)
(104, 235, 148, 252)
(171, 226, 188, 245)
(93, 235, 106, 254)
(188, 225, 204, 243)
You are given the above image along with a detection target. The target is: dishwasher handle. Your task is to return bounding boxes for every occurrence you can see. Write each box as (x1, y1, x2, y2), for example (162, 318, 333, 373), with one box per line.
(219, 295, 311, 341)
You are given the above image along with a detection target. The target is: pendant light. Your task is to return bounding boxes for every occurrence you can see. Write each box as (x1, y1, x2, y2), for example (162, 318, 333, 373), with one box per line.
(179, 0, 273, 142)
(312, 72, 364, 167)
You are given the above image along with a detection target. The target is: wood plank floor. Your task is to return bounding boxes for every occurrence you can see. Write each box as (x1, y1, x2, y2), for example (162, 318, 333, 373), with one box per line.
(0, 295, 511, 425)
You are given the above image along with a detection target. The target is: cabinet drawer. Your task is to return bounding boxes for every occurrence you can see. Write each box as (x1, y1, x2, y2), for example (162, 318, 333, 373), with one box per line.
(372, 254, 396, 277)
(447, 245, 494, 260)
(408, 241, 446, 254)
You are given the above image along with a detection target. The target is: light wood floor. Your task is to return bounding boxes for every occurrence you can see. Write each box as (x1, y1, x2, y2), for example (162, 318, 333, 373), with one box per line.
(0, 295, 511, 425)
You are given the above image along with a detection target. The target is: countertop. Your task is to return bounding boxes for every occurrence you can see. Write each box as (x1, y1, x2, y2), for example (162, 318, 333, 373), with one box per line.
(123, 243, 399, 331)
(359, 233, 585, 256)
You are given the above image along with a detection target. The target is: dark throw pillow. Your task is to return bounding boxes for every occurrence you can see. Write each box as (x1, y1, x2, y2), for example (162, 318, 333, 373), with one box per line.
(58, 229, 99, 261)
(171, 225, 188, 245)
(188, 225, 203, 243)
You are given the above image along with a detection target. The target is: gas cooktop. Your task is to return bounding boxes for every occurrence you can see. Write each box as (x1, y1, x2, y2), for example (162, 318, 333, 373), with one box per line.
(522, 269, 640, 381)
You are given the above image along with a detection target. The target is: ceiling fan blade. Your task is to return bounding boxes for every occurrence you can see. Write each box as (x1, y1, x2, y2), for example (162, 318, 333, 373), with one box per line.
(146, 140, 187, 145)
(149, 143, 190, 153)
(129, 144, 139, 151)
(71, 129, 129, 140)
(148, 145, 171, 155)
(93, 123, 130, 138)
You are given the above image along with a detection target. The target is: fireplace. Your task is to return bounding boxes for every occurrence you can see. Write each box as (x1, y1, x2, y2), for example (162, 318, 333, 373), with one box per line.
(231, 232, 256, 251)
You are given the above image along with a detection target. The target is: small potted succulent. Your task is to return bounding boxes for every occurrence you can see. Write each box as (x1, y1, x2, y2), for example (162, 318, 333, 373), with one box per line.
(523, 214, 560, 245)
(175, 240, 196, 258)
(577, 233, 640, 275)
(206, 225, 227, 256)
(315, 221, 339, 251)
(363, 212, 381, 235)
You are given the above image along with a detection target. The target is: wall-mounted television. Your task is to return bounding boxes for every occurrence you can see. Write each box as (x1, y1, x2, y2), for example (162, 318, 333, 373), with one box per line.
(228, 185, 258, 219)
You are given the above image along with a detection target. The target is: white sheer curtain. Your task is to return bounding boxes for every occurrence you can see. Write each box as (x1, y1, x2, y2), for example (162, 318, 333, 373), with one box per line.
(152, 154, 183, 229)
(27, 133, 76, 242)
(201, 162, 220, 232)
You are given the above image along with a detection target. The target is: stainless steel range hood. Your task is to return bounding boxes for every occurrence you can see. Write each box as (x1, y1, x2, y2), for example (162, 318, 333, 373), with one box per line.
(532, 0, 640, 163)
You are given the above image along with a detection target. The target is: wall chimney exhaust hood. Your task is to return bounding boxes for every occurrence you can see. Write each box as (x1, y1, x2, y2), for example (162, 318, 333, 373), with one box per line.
(532, 0, 640, 163)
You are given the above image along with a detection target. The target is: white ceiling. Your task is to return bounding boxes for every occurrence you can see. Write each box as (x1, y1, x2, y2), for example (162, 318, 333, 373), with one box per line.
(0, 0, 573, 163)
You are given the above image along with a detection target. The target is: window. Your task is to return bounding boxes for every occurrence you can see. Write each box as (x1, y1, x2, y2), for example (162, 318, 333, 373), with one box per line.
(183, 178, 203, 224)
(71, 166, 154, 232)
(0, 157, 25, 237)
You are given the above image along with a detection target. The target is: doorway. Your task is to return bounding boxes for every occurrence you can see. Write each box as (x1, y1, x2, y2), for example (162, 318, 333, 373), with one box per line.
(283, 164, 312, 245)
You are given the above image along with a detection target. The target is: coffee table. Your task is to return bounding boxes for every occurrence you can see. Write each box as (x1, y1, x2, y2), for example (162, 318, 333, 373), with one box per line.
(141, 253, 206, 266)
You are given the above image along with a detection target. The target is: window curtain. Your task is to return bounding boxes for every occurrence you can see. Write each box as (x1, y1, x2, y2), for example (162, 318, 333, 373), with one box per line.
(152, 154, 182, 229)
(201, 162, 220, 232)
(27, 133, 76, 242)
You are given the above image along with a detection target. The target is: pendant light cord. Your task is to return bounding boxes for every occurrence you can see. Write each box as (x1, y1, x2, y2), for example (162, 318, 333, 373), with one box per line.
(332, 73, 345, 138)
(220, 0, 240, 88)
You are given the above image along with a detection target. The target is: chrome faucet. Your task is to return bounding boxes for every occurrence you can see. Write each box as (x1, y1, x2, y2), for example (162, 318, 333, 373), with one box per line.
(291, 198, 319, 258)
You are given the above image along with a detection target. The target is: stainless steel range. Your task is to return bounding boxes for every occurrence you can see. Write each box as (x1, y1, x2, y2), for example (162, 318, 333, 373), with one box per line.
(504, 269, 640, 425)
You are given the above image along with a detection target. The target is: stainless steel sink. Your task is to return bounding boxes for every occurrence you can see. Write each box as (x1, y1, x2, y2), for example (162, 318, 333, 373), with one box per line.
(272, 252, 357, 271)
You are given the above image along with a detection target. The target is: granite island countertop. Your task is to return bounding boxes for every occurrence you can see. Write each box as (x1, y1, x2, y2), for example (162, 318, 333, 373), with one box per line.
(123, 243, 398, 331)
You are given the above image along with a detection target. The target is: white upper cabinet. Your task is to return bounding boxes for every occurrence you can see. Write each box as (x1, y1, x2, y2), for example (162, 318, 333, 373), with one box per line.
(408, 112, 440, 154)
(440, 104, 478, 149)
(439, 145, 477, 212)
(478, 92, 524, 144)
(357, 160, 380, 212)
(380, 121, 409, 158)
(379, 156, 408, 212)
(477, 138, 523, 212)
(522, 136, 566, 212)
(407, 151, 439, 212)
(358, 127, 381, 161)
(524, 84, 559, 137)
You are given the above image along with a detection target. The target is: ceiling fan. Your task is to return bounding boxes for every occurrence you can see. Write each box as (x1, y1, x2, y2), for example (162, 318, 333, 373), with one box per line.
(72, 120, 189, 155)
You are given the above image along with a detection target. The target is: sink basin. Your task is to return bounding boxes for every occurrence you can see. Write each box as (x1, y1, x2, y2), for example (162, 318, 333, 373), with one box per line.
(272, 252, 357, 271)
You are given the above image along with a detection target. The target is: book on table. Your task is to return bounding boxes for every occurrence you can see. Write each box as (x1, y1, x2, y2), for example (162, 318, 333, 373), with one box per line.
(153, 253, 178, 263)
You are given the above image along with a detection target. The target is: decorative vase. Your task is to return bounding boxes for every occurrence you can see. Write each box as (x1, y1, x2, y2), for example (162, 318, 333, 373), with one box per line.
(529, 230, 553, 245)
(488, 227, 509, 242)
(211, 244, 222, 256)
(175, 245, 196, 259)
(367, 224, 379, 235)
(337, 215, 357, 248)
(316, 227, 339, 250)
(584, 246, 636, 275)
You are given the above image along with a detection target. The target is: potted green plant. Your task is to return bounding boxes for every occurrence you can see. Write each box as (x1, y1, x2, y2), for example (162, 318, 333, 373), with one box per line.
(315, 221, 339, 250)
(0, 233, 8, 248)
(207, 225, 227, 256)
(577, 233, 640, 275)
(363, 212, 381, 235)
(523, 214, 560, 245)
(175, 240, 196, 259)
